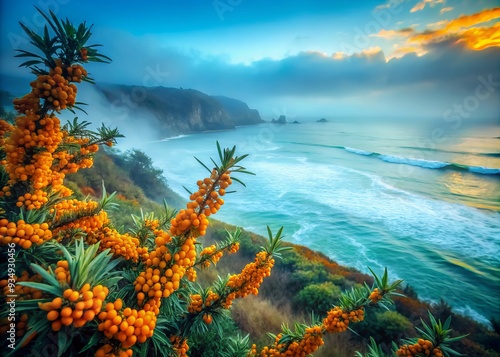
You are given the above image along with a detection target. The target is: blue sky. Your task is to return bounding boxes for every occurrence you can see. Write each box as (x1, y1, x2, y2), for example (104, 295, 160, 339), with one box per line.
(1, 0, 499, 119)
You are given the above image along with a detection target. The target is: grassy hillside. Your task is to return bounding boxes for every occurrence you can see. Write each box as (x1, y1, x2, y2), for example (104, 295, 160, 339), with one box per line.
(68, 147, 500, 357)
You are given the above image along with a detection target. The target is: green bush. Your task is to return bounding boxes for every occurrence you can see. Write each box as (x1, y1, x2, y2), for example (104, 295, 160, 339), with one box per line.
(294, 282, 342, 314)
(352, 310, 413, 345)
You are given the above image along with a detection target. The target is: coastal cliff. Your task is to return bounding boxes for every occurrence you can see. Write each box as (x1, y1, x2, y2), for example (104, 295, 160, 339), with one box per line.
(98, 84, 262, 137)
(0, 77, 263, 139)
(213, 95, 264, 126)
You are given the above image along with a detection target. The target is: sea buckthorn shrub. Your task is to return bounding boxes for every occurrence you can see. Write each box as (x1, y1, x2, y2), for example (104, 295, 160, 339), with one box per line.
(0, 9, 466, 357)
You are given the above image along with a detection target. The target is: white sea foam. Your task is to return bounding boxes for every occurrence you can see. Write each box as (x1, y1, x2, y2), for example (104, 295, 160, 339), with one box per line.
(344, 146, 373, 156)
(292, 221, 319, 243)
(378, 155, 449, 169)
(160, 134, 189, 141)
(263, 145, 283, 151)
(452, 306, 491, 326)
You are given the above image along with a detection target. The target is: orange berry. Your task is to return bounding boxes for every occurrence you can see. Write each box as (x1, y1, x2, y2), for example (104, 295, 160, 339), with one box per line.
(107, 309, 117, 320)
(83, 310, 95, 321)
(51, 320, 62, 331)
(46, 310, 59, 321)
(113, 315, 122, 325)
(69, 291, 80, 302)
(117, 332, 127, 342)
(123, 308, 132, 317)
(63, 289, 73, 299)
(72, 309, 83, 319)
(108, 324, 119, 335)
(61, 316, 73, 326)
(126, 315, 136, 326)
(60, 307, 72, 318)
(21, 240, 32, 249)
(120, 321, 129, 332)
(51, 297, 62, 309)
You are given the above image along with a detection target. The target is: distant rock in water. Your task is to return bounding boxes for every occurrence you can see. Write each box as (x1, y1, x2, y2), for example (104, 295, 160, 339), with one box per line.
(271, 115, 287, 124)
(292, 120, 300, 124)
(96, 84, 262, 138)
(317, 118, 328, 122)
(213, 96, 263, 126)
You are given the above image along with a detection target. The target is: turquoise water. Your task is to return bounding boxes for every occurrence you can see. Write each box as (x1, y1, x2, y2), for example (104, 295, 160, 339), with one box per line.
(138, 120, 500, 324)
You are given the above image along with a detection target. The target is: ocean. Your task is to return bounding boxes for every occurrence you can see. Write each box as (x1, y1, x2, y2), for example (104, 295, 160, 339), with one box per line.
(137, 119, 500, 325)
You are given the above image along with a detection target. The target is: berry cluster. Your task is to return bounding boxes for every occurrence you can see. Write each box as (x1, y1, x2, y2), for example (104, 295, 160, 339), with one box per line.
(29, 71, 77, 111)
(134, 236, 196, 301)
(88, 227, 141, 261)
(259, 326, 325, 357)
(54, 260, 70, 284)
(170, 335, 189, 357)
(199, 244, 224, 268)
(322, 306, 349, 333)
(0, 271, 43, 300)
(170, 169, 232, 237)
(187, 291, 219, 314)
(97, 299, 156, 349)
(40, 284, 107, 330)
(224, 251, 274, 308)
(369, 287, 384, 303)
(0, 314, 29, 340)
(0, 219, 51, 249)
(94, 344, 133, 357)
(396, 339, 442, 356)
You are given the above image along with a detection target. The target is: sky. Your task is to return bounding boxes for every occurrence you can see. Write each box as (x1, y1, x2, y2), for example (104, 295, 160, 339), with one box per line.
(1, 0, 499, 120)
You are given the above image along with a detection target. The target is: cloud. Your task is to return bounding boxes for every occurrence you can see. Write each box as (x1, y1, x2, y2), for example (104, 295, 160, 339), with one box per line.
(440, 6, 453, 14)
(409, 7, 500, 49)
(410, 0, 445, 13)
(371, 28, 414, 39)
(456, 22, 500, 50)
(389, 45, 428, 59)
(373, 7, 500, 58)
(375, 0, 398, 12)
(427, 20, 449, 29)
(445, 7, 500, 30)
(2, 9, 498, 119)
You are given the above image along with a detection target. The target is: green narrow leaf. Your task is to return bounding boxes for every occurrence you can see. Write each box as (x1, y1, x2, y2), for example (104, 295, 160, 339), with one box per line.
(80, 332, 101, 352)
(29, 263, 60, 289)
(194, 156, 212, 173)
(19, 60, 45, 67)
(216, 141, 223, 163)
(17, 282, 61, 296)
(230, 177, 246, 187)
(57, 327, 71, 357)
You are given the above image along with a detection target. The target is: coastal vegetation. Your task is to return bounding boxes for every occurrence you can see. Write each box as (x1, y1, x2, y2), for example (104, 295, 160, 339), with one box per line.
(0, 9, 498, 357)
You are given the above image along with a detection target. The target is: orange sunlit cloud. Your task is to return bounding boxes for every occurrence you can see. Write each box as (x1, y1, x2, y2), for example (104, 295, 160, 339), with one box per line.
(360, 47, 383, 56)
(332, 52, 346, 60)
(409, 7, 500, 48)
(456, 22, 500, 50)
(389, 46, 428, 59)
(331, 46, 384, 61)
(371, 28, 414, 39)
(445, 7, 500, 31)
(377, 7, 500, 59)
